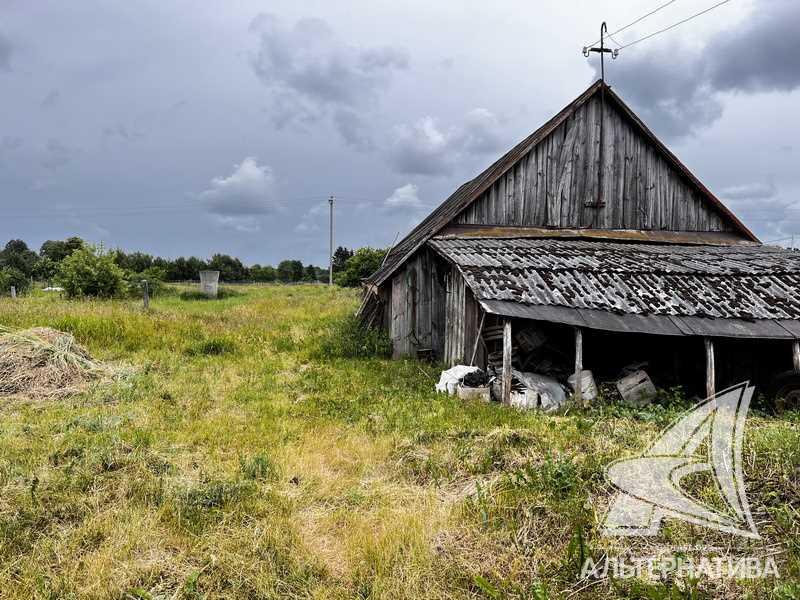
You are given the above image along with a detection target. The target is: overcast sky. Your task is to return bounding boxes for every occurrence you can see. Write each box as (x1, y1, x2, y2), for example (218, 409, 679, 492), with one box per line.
(1, 0, 799, 265)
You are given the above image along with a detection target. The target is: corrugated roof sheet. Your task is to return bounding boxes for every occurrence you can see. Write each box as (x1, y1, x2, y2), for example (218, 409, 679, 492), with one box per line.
(428, 238, 800, 322)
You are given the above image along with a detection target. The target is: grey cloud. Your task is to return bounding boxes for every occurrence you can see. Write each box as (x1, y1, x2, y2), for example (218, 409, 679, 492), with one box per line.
(1, 136, 22, 153)
(707, 3, 800, 94)
(458, 108, 505, 154)
(102, 123, 144, 142)
(388, 116, 451, 175)
(40, 90, 60, 109)
(294, 202, 328, 234)
(249, 13, 407, 148)
(719, 182, 776, 201)
(387, 108, 506, 176)
(333, 108, 374, 151)
(596, 0, 800, 138)
(383, 183, 423, 211)
(41, 139, 77, 170)
(716, 182, 795, 240)
(198, 157, 278, 221)
(0, 32, 12, 72)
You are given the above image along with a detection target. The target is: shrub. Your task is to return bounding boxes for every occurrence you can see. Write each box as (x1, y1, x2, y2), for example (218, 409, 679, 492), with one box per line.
(57, 246, 126, 298)
(0, 266, 30, 294)
(313, 314, 392, 359)
(124, 266, 171, 298)
(334, 247, 387, 288)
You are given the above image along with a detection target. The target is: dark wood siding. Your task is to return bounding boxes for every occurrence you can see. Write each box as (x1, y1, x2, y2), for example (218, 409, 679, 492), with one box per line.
(455, 94, 730, 232)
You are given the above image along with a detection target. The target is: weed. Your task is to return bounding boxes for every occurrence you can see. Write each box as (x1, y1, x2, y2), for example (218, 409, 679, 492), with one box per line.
(184, 336, 236, 356)
(239, 453, 278, 481)
(312, 313, 392, 359)
(178, 287, 243, 301)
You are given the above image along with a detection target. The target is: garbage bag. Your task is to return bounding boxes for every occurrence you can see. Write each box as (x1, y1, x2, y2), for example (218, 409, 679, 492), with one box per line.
(435, 365, 481, 395)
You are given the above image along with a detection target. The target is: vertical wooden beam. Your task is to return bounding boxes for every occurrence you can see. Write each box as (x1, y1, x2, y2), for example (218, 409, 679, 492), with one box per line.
(705, 337, 715, 400)
(793, 339, 800, 372)
(502, 319, 512, 405)
(469, 311, 486, 367)
(574, 327, 583, 405)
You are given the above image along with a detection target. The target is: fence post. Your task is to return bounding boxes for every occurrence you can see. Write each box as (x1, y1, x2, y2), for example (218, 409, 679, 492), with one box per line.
(142, 280, 149, 310)
(10, 286, 16, 299)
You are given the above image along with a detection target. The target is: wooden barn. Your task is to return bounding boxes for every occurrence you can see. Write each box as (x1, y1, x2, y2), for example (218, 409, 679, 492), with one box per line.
(360, 80, 800, 405)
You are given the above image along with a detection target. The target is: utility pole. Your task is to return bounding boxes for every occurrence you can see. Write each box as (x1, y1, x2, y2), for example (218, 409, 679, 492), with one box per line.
(328, 195, 335, 286)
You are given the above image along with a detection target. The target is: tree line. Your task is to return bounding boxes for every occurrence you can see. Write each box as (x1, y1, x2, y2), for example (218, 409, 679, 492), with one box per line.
(0, 237, 387, 296)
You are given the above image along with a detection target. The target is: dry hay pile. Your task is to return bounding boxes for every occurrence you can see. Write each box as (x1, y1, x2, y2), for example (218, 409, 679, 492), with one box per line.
(0, 326, 109, 398)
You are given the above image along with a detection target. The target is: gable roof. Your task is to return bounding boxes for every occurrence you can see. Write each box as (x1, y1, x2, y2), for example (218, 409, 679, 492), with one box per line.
(368, 80, 759, 287)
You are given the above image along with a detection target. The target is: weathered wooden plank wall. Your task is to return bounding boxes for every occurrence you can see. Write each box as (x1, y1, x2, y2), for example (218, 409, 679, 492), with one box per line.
(444, 269, 465, 366)
(455, 94, 730, 232)
(463, 286, 485, 367)
(388, 249, 446, 359)
(390, 270, 408, 358)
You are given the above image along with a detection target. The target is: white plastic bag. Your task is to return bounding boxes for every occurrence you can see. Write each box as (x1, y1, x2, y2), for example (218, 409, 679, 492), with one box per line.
(435, 365, 481, 395)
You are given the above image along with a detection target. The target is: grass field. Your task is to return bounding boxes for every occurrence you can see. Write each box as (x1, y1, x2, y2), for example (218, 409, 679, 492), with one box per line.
(0, 285, 798, 599)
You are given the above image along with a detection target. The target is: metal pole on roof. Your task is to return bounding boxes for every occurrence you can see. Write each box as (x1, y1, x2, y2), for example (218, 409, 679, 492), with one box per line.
(328, 195, 335, 286)
(583, 22, 617, 211)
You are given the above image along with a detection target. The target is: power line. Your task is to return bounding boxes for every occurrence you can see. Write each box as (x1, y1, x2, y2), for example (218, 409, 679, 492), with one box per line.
(2, 194, 354, 220)
(584, 0, 679, 48)
(607, 32, 625, 48)
(614, 0, 734, 50)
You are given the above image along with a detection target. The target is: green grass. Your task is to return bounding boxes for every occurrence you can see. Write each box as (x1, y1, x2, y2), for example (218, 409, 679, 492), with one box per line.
(0, 285, 797, 598)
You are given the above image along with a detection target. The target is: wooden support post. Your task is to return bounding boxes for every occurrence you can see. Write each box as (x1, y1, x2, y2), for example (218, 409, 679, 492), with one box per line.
(705, 337, 715, 400)
(574, 327, 583, 405)
(469, 311, 486, 367)
(793, 339, 800, 372)
(502, 319, 512, 405)
(10, 286, 16, 299)
(142, 280, 149, 310)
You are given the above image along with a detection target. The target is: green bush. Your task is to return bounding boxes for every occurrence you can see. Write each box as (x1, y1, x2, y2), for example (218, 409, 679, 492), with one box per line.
(124, 266, 172, 298)
(0, 266, 30, 294)
(313, 314, 392, 359)
(334, 247, 387, 288)
(56, 246, 127, 298)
